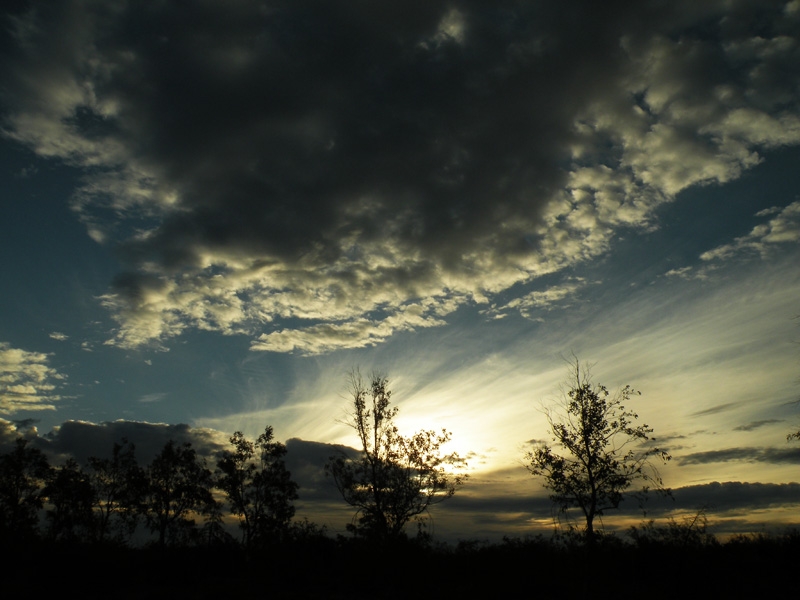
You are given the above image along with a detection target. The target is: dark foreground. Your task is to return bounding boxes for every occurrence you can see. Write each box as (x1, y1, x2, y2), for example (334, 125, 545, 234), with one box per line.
(4, 531, 798, 599)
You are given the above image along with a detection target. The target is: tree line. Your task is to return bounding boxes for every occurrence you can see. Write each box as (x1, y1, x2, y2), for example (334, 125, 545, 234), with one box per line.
(0, 426, 298, 548)
(2, 359, 795, 549)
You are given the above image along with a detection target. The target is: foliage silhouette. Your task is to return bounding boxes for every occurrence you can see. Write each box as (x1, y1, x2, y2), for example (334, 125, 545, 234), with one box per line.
(43, 458, 96, 542)
(86, 438, 146, 543)
(144, 440, 216, 547)
(326, 369, 467, 541)
(0, 437, 50, 540)
(526, 358, 670, 543)
(216, 426, 298, 548)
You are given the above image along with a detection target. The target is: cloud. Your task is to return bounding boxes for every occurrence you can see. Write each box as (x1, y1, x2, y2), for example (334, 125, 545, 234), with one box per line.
(690, 402, 741, 417)
(3, 1, 800, 353)
(0, 342, 64, 413)
(677, 446, 800, 466)
(668, 200, 800, 279)
(700, 201, 800, 261)
(14, 164, 37, 178)
(48, 332, 69, 341)
(660, 481, 800, 514)
(138, 392, 166, 404)
(284, 438, 359, 504)
(0, 418, 346, 510)
(484, 277, 596, 320)
(41, 419, 226, 465)
(734, 419, 784, 432)
(436, 476, 800, 539)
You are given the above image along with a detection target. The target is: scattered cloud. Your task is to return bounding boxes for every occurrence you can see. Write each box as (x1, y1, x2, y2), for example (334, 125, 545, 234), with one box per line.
(700, 201, 800, 262)
(48, 332, 68, 341)
(484, 278, 596, 320)
(0, 342, 64, 413)
(667, 200, 800, 279)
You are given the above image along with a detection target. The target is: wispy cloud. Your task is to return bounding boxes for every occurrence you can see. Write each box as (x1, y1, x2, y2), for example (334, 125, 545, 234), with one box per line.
(734, 419, 784, 432)
(138, 392, 167, 404)
(678, 446, 800, 466)
(0, 342, 64, 413)
(48, 332, 68, 341)
(691, 402, 742, 418)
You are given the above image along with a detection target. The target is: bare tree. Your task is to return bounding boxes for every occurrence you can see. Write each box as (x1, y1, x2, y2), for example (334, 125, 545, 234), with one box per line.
(526, 359, 670, 543)
(326, 369, 467, 541)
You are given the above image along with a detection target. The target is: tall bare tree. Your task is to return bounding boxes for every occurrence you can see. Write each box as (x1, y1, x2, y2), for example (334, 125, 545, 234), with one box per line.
(327, 369, 467, 541)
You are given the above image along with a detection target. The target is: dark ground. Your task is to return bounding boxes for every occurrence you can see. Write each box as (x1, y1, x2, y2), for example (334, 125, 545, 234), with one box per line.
(3, 532, 798, 599)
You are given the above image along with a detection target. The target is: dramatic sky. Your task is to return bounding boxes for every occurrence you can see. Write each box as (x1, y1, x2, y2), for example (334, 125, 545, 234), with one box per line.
(1, 0, 799, 541)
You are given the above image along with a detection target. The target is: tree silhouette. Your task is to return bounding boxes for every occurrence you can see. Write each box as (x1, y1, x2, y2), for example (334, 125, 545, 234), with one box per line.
(44, 458, 96, 542)
(144, 440, 216, 547)
(86, 439, 146, 543)
(0, 438, 50, 541)
(526, 359, 670, 543)
(217, 426, 298, 548)
(326, 369, 466, 541)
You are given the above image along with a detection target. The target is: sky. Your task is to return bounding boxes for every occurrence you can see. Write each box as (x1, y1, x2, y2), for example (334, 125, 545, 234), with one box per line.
(1, 0, 799, 542)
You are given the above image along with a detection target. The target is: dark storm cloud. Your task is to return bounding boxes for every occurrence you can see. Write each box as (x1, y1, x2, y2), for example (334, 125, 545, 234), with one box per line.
(447, 490, 553, 516)
(654, 481, 800, 513)
(3, 1, 800, 352)
(41, 419, 226, 464)
(678, 446, 800, 465)
(448, 478, 800, 521)
(284, 438, 359, 503)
